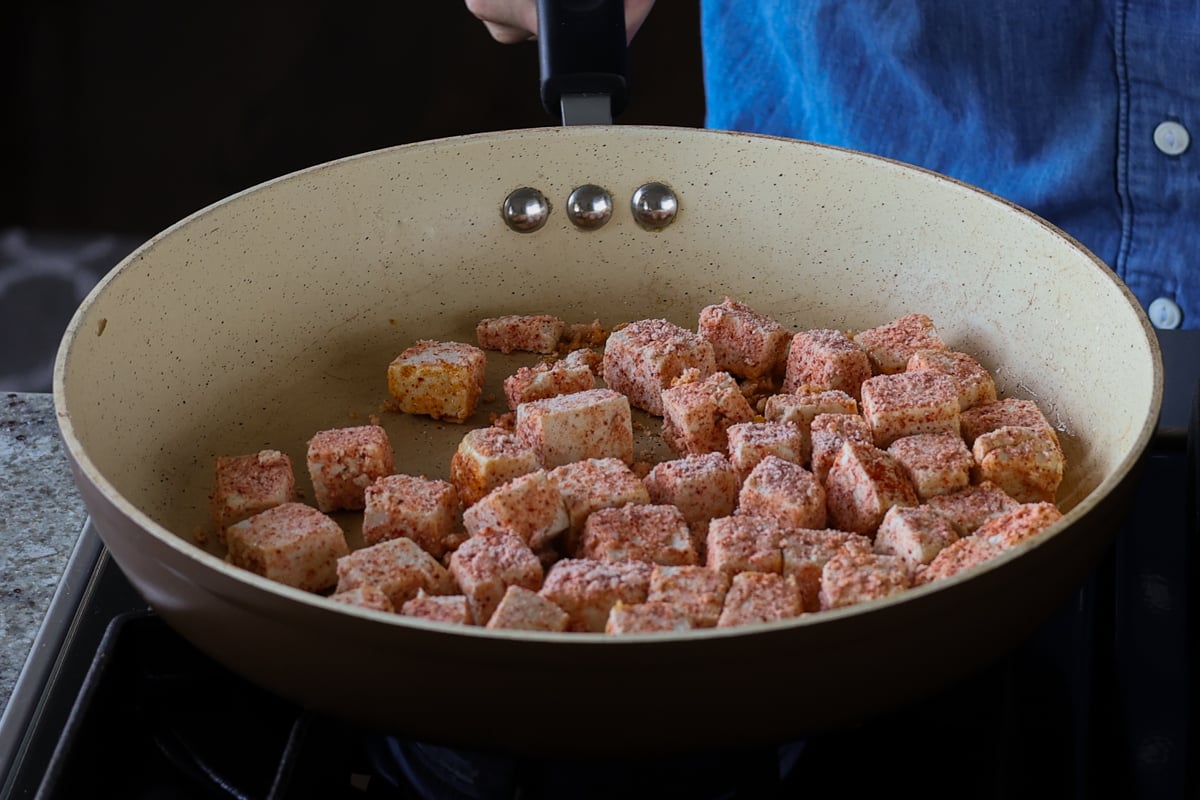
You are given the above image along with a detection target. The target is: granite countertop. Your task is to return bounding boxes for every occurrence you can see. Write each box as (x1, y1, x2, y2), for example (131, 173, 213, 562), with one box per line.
(0, 393, 88, 717)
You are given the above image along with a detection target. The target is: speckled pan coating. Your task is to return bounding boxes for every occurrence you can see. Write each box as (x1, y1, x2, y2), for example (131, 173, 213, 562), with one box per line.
(52, 125, 1161, 753)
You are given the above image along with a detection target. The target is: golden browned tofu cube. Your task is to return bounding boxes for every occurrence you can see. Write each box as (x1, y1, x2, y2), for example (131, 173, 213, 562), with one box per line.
(647, 565, 731, 628)
(907, 349, 998, 411)
(781, 329, 872, 400)
(809, 412, 875, 484)
(959, 398, 1060, 448)
(726, 421, 805, 478)
(515, 387, 634, 467)
(449, 426, 540, 508)
(486, 585, 569, 632)
(448, 530, 544, 625)
(579, 504, 698, 566)
(503, 356, 596, 410)
(225, 503, 349, 593)
(923, 481, 1020, 536)
(475, 314, 565, 354)
(306, 425, 395, 512)
(717, 572, 803, 627)
(780, 528, 873, 612)
(764, 389, 858, 466)
(210, 449, 296, 533)
(362, 474, 463, 557)
(886, 433, 974, 501)
(819, 550, 910, 610)
(643, 452, 741, 554)
(705, 514, 784, 577)
(335, 537, 457, 609)
(547, 458, 651, 546)
(873, 505, 960, 574)
(602, 318, 717, 415)
(697, 297, 791, 379)
(387, 339, 487, 423)
(538, 558, 653, 632)
(328, 584, 395, 613)
(661, 370, 755, 456)
(974, 501, 1064, 549)
(972, 425, 1065, 503)
(852, 313, 946, 375)
(605, 601, 696, 634)
(860, 371, 961, 447)
(738, 455, 827, 530)
(824, 441, 918, 537)
(462, 468, 569, 550)
(400, 591, 473, 625)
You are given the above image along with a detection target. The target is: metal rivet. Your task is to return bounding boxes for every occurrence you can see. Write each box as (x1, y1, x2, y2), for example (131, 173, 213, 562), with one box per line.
(566, 184, 614, 230)
(502, 187, 550, 233)
(631, 182, 679, 230)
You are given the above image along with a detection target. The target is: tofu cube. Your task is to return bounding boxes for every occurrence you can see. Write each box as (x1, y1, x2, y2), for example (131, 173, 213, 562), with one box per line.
(860, 371, 961, 447)
(224, 502, 349, 592)
(486, 585, 570, 632)
(475, 314, 565, 354)
(824, 440, 918, 537)
(643, 452, 741, 555)
(602, 318, 717, 416)
(647, 565, 731, 628)
(515, 388, 634, 467)
(306, 425, 395, 512)
(737, 455, 827, 530)
(210, 449, 296, 533)
(462, 468, 569, 550)
(764, 389, 858, 466)
(819, 550, 911, 609)
(660, 370, 755, 456)
(579, 504, 698, 566)
(974, 501, 1064, 549)
(972, 425, 1065, 503)
(852, 313, 947, 375)
(449, 426, 541, 507)
(873, 505, 960, 573)
(809, 412, 875, 484)
(448, 530, 544, 625)
(328, 584, 395, 613)
(726, 421, 805, 478)
(605, 601, 696, 634)
(716, 572, 803, 627)
(923, 481, 1021, 536)
(696, 297, 791, 379)
(538, 558, 653, 632)
(503, 357, 596, 410)
(960, 398, 1060, 448)
(781, 328, 872, 400)
(886, 433, 974, 501)
(780, 528, 873, 612)
(705, 515, 784, 577)
(400, 591, 473, 625)
(387, 339, 487, 423)
(362, 474, 463, 558)
(914, 536, 1002, 586)
(335, 537, 457, 609)
(546, 458, 651, 545)
(906, 349, 998, 411)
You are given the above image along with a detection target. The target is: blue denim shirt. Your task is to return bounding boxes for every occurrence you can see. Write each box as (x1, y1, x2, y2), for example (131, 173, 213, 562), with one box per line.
(700, 0, 1199, 329)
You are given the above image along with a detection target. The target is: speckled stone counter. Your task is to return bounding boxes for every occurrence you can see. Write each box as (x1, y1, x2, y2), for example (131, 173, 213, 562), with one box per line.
(0, 393, 88, 715)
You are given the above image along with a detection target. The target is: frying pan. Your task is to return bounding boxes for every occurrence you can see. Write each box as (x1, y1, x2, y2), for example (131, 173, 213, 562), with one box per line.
(52, 4, 1161, 755)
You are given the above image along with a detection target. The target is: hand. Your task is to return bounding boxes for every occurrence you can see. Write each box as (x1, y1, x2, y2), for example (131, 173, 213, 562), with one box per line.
(465, 0, 657, 44)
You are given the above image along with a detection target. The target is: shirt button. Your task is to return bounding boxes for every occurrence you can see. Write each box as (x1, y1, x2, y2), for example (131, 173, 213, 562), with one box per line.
(1148, 297, 1183, 329)
(1153, 121, 1190, 156)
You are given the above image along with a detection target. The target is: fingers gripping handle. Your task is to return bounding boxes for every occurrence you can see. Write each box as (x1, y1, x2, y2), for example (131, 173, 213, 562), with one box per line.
(537, 0, 630, 123)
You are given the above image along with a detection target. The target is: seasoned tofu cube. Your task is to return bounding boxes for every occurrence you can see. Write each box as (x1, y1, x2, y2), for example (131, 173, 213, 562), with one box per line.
(449, 426, 540, 508)
(579, 504, 699, 566)
(860, 371, 961, 447)
(448, 530, 544, 625)
(647, 565, 730, 628)
(475, 314, 565, 354)
(328, 584, 395, 613)
(914, 536, 1002, 585)
(852, 313, 946, 375)
(362, 474, 463, 558)
(726, 421, 805, 478)
(819, 550, 910, 610)
(717, 572, 803, 627)
(462, 469, 569, 550)
(387, 339, 487, 423)
(960, 398, 1060, 448)
(972, 425, 1065, 503)
(907, 349, 997, 411)
(210, 449, 296, 534)
(486, 585, 570, 632)
(824, 441, 918, 537)
(306, 425, 395, 512)
(873, 505, 960, 573)
(400, 591, 473, 625)
(809, 413, 875, 484)
(335, 537, 457, 609)
(923, 481, 1021, 536)
(539, 558, 653, 632)
(705, 515, 784, 577)
(515, 388, 634, 467)
(605, 601, 695, 634)
(764, 389, 858, 466)
(738, 455, 827, 530)
(661, 370, 755, 456)
(782, 328, 873, 400)
(974, 501, 1064, 549)
(546, 458, 651, 546)
(503, 357, 596, 410)
(780, 528, 873, 612)
(643, 452, 741, 552)
(886, 433, 974, 501)
(696, 297, 791, 379)
(602, 318, 717, 415)
(225, 503, 349, 592)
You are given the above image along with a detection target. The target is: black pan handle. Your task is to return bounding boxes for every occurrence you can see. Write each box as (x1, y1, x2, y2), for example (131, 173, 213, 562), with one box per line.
(537, 0, 630, 120)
